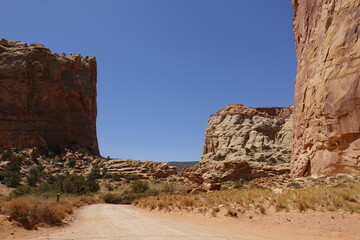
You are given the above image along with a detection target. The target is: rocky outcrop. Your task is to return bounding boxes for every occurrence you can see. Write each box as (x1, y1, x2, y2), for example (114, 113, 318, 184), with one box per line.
(104, 159, 177, 179)
(0, 148, 177, 180)
(291, 1, 360, 176)
(0, 39, 98, 154)
(182, 104, 293, 183)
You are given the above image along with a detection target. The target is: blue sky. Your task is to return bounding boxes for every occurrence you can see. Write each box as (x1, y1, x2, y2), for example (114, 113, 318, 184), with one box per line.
(0, 0, 296, 161)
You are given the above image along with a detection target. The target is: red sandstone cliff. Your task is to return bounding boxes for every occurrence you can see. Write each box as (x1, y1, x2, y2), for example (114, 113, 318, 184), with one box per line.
(0, 39, 98, 154)
(291, 1, 360, 176)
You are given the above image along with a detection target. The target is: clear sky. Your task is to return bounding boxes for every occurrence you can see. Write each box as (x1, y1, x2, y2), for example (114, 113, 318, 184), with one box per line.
(0, 0, 296, 162)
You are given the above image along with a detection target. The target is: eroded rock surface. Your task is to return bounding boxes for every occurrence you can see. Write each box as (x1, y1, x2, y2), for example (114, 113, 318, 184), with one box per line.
(0, 39, 98, 154)
(182, 104, 293, 183)
(291, 0, 360, 176)
(0, 148, 177, 180)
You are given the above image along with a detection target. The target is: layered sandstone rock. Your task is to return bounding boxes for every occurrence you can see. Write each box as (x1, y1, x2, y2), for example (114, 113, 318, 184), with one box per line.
(0, 148, 177, 180)
(0, 39, 98, 154)
(182, 104, 293, 183)
(104, 159, 177, 179)
(291, 1, 360, 176)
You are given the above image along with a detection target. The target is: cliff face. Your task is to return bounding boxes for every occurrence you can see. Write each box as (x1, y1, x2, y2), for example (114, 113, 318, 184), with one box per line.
(291, 1, 360, 176)
(203, 104, 293, 162)
(0, 39, 98, 154)
(182, 104, 293, 183)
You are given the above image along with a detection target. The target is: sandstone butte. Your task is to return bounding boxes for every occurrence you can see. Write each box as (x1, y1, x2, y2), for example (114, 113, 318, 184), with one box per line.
(291, 0, 360, 176)
(0, 39, 99, 154)
(181, 104, 293, 183)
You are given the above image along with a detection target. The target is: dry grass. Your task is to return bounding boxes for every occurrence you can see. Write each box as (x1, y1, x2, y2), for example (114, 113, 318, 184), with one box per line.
(133, 188, 273, 215)
(274, 182, 360, 213)
(2, 194, 99, 229)
(134, 181, 360, 216)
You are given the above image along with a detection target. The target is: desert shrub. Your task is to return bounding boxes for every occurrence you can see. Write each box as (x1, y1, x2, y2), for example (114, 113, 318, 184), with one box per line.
(10, 185, 34, 198)
(103, 192, 142, 204)
(262, 145, 271, 150)
(233, 182, 243, 189)
(46, 151, 55, 158)
(268, 157, 277, 165)
(30, 149, 39, 161)
(126, 174, 139, 182)
(1, 162, 21, 188)
(67, 159, 76, 168)
(131, 180, 149, 193)
(106, 156, 111, 160)
(287, 181, 302, 189)
(39, 174, 99, 195)
(103, 188, 158, 205)
(250, 145, 257, 151)
(111, 173, 124, 181)
(233, 178, 248, 189)
(87, 165, 101, 180)
(245, 148, 251, 154)
(226, 208, 238, 217)
(13, 147, 22, 153)
(105, 184, 114, 191)
(161, 183, 177, 193)
(26, 166, 44, 187)
(62, 175, 99, 194)
(1, 150, 13, 161)
(4, 196, 71, 229)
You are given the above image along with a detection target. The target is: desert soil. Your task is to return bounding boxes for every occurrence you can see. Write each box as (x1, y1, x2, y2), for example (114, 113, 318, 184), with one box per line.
(1, 204, 359, 240)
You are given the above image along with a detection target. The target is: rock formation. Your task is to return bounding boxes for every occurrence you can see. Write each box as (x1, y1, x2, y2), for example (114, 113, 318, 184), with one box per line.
(0, 148, 177, 180)
(0, 39, 98, 154)
(182, 104, 293, 183)
(291, 0, 360, 176)
(104, 159, 177, 179)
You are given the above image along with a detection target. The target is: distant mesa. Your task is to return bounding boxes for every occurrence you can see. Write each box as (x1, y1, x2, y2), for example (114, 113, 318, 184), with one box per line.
(0, 39, 98, 154)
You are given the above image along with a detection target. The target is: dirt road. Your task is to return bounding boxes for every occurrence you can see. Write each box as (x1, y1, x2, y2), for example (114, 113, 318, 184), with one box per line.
(25, 204, 260, 240)
(3, 204, 358, 240)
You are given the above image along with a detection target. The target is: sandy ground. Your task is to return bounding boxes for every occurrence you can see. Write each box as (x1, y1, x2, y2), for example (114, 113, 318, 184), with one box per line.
(1, 204, 359, 240)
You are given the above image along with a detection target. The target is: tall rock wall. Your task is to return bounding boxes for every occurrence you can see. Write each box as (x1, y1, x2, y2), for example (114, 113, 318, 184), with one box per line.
(292, 1, 360, 176)
(182, 104, 293, 183)
(0, 39, 99, 154)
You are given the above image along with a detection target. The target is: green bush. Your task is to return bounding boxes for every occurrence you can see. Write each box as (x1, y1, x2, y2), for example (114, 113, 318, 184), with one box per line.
(67, 159, 76, 168)
(10, 185, 34, 198)
(2, 162, 21, 188)
(103, 190, 158, 205)
(1, 150, 13, 161)
(39, 174, 100, 195)
(87, 165, 101, 181)
(30, 149, 39, 161)
(26, 167, 43, 187)
(262, 145, 271, 150)
(126, 174, 139, 182)
(250, 145, 257, 151)
(105, 184, 114, 191)
(130, 180, 149, 193)
(233, 178, 248, 189)
(111, 173, 123, 181)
